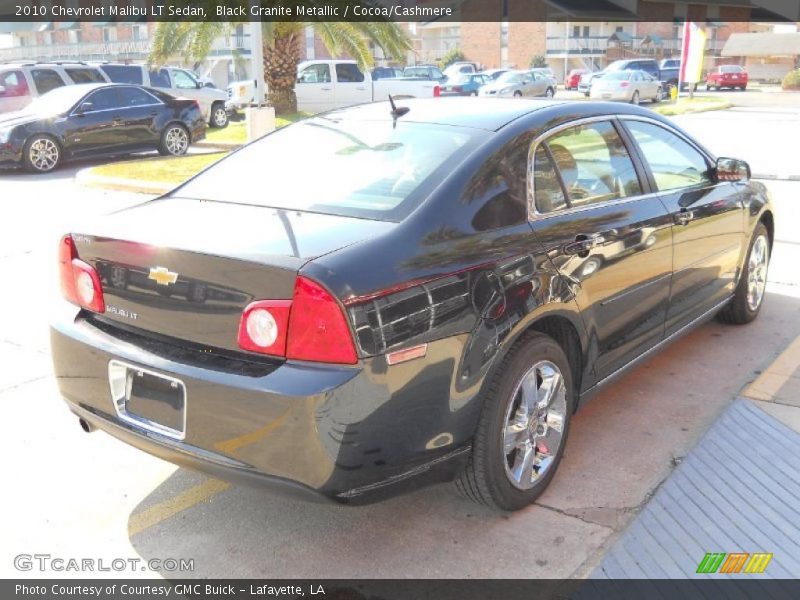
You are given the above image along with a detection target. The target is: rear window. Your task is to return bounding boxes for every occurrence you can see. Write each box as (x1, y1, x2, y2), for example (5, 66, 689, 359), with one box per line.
(31, 69, 66, 95)
(65, 68, 105, 84)
(175, 119, 478, 221)
(100, 65, 143, 85)
(720, 65, 743, 73)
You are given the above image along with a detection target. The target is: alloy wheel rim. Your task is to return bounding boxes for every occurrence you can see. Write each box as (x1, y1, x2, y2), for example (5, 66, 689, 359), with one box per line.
(29, 138, 59, 171)
(214, 108, 228, 126)
(747, 235, 769, 311)
(502, 360, 567, 490)
(546, 89, 553, 98)
(165, 127, 188, 154)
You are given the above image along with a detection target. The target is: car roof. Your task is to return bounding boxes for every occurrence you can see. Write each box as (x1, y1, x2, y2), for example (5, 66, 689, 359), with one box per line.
(318, 97, 573, 132)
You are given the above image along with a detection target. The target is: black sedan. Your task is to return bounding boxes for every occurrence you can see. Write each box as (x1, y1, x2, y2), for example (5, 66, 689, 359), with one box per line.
(51, 98, 773, 510)
(0, 83, 205, 173)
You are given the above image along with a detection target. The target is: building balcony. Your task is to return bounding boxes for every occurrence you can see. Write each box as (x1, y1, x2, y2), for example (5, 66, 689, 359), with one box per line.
(546, 36, 727, 58)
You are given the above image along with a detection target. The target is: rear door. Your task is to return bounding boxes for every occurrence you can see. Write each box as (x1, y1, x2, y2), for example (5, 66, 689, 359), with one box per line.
(113, 86, 164, 148)
(333, 63, 371, 107)
(528, 118, 673, 380)
(620, 117, 745, 335)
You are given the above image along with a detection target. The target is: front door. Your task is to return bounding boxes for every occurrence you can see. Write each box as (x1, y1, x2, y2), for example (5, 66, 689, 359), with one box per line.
(296, 63, 334, 114)
(528, 118, 673, 381)
(112, 87, 163, 149)
(333, 63, 371, 109)
(620, 118, 746, 335)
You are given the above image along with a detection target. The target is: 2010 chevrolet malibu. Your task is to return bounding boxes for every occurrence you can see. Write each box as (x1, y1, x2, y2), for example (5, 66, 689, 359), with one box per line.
(51, 98, 773, 510)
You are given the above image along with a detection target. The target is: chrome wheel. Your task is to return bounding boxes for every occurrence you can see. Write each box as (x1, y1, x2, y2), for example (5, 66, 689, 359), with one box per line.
(164, 126, 189, 155)
(631, 91, 640, 105)
(746, 235, 769, 311)
(545, 88, 554, 98)
(212, 106, 228, 127)
(502, 360, 567, 490)
(28, 137, 59, 172)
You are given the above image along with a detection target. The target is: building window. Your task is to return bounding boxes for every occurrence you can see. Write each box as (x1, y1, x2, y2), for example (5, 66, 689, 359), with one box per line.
(67, 29, 81, 44)
(572, 26, 580, 38)
(102, 27, 117, 43)
(132, 25, 149, 41)
(43, 32, 53, 45)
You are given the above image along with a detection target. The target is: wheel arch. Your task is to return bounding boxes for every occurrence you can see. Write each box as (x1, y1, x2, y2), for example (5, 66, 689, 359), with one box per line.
(760, 209, 775, 253)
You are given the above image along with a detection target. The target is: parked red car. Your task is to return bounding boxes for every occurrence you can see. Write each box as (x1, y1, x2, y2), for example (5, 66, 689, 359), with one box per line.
(706, 65, 748, 90)
(566, 69, 588, 91)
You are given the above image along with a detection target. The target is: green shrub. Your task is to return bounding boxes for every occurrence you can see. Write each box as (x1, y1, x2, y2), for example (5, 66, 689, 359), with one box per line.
(782, 69, 800, 89)
(529, 54, 548, 69)
(440, 48, 466, 69)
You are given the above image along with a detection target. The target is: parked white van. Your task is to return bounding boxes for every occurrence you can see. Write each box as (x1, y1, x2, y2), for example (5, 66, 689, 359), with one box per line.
(94, 64, 230, 128)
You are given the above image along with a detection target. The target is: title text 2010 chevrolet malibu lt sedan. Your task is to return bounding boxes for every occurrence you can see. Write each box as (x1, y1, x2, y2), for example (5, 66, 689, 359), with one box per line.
(51, 98, 773, 510)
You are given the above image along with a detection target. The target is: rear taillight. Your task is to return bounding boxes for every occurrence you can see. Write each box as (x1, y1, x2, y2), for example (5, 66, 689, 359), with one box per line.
(620, 81, 630, 88)
(237, 276, 357, 364)
(58, 235, 105, 313)
(238, 300, 291, 355)
(433, 85, 440, 97)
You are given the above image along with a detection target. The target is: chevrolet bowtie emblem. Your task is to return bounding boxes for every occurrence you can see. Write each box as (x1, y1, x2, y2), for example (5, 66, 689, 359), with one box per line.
(148, 266, 179, 286)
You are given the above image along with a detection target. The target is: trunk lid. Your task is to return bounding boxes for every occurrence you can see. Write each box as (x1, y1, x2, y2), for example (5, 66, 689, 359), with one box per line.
(73, 197, 395, 352)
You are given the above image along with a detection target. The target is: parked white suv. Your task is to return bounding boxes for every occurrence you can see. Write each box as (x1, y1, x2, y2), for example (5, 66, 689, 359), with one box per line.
(94, 63, 229, 128)
(0, 62, 109, 113)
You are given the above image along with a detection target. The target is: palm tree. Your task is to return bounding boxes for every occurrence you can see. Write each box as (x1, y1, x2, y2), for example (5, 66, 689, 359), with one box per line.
(150, 19, 411, 114)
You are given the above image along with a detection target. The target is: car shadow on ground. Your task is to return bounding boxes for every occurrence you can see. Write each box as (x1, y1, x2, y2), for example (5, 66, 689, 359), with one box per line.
(126, 288, 800, 579)
(0, 152, 164, 182)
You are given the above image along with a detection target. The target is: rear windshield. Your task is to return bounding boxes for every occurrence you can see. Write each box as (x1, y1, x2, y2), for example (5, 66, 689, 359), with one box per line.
(176, 118, 478, 221)
(604, 71, 632, 80)
(720, 65, 743, 73)
(100, 65, 143, 85)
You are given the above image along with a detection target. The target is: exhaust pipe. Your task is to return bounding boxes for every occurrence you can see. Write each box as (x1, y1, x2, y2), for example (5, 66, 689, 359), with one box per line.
(78, 418, 96, 433)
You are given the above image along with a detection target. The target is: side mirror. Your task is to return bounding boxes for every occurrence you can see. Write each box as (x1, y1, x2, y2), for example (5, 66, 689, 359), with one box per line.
(76, 101, 94, 114)
(716, 157, 750, 182)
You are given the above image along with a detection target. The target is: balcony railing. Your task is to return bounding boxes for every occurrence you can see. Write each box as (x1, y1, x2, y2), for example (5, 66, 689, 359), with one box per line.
(546, 36, 727, 56)
(0, 34, 252, 63)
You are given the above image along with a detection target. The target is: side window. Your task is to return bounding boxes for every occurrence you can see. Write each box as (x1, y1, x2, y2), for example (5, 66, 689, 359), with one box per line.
(84, 88, 120, 112)
(0, 70, 30, 97)
(64, 68, 105, 84)
(531, 145, 568, 214)
(100, 65, 143, 85)
(172, 70, 197, 89)
(31, 69, 66, 95)
(148, 69, 171, 88)
(297, 64, 331, 84)
(335, 63, 365, 83)
(625, 120, 712, 192)
(118, 87, 159, 107)
(432, 68, 444, 80)
(534, 121, 642, 212)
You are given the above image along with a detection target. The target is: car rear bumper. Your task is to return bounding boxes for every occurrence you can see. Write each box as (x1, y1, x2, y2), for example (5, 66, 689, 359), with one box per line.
(50, 312, 473, 503)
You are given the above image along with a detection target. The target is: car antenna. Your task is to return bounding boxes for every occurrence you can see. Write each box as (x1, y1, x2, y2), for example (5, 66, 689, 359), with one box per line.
(388, 95, 410, 119)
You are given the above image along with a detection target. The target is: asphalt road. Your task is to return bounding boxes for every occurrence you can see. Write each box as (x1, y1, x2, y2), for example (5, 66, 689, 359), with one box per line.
(1, 97, 799, 579)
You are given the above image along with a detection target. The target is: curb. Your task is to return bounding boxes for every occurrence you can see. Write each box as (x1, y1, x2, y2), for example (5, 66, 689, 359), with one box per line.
(75, 167, 172, 195)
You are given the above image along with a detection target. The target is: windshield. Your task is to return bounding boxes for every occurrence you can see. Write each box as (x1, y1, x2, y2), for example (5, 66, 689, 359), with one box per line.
(497, 71, 524, 84)
(25, 85, 93, 114)
(176, 119, 477, 221)
(603, 71, 632, 80)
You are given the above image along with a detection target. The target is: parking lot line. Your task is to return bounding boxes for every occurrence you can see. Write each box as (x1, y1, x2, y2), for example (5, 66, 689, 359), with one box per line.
(128, 478, 231, 537)
(742, 335, 800, 402)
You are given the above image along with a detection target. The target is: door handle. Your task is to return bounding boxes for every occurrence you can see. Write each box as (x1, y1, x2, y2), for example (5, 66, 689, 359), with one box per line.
(674, 209, 694, 226)
(564, 233, 605, 255)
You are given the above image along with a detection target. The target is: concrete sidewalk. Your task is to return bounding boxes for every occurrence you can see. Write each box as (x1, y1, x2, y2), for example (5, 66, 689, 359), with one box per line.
(593, 338, 800, 579)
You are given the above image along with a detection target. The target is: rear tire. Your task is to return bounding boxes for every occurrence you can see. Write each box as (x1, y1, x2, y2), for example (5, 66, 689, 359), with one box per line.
(653, 87, 663, 103)
(455, 332, 574, 511)
(513, 91, 522, 98)
(158, 123, 190, 156)
(717, 223, 769, 325)
(630, 90, 640, 105)
(545, 87, 555, 99)
(210, 102, 229, 128)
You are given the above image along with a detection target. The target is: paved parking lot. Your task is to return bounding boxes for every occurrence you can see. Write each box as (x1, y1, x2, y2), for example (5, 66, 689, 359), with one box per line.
(1, 95, 799, 579)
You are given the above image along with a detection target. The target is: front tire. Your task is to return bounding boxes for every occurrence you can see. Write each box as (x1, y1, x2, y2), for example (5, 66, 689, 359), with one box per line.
(456, 332, 574, 511)
(158, 124, 190, 156)
(23, 135, 61, 173)
(718, 222, 770, 325)
(545, 87, 555, 99)
(210, 102, 229, 128)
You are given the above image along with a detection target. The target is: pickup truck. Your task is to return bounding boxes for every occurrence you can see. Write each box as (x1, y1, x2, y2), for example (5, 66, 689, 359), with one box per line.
(295, 60, 440, 113)
(226, 60, 441, 114)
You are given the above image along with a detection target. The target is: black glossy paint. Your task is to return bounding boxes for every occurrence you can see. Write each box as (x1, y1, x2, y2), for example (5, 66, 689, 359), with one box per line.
(50, 98, 774, 503)
(0, 83, 205, 167)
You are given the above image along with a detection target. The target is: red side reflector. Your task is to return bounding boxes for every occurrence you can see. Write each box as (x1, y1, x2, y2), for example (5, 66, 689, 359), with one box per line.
(286, 276, 357, 365)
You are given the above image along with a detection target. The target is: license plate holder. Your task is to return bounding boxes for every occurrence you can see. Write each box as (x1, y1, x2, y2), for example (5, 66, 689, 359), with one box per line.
(109, 361, 186, 440)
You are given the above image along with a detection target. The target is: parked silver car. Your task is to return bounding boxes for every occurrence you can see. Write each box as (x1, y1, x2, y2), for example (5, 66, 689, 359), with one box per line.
(479, 69, 555, 98)
(590, 70, 663, 104)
